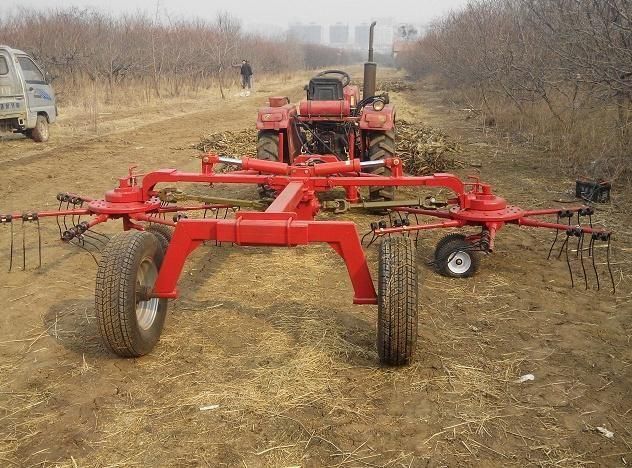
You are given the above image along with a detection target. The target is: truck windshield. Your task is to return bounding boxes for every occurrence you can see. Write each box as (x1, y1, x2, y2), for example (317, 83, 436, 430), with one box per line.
(0, 56, 8, 75)
(17, 56, 44, 83)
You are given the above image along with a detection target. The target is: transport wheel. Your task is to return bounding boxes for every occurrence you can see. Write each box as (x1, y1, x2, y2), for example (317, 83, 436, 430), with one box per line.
(145, 224, 173, 253)
(435, 238, 479, 278)
(27, 115, 49, 142)
(367, 129, 396, 202)
(433, 233, 466, 263)
(256, 130, 280, 198)
(377, 236, 419, 366)
(95, 231, 168, 357)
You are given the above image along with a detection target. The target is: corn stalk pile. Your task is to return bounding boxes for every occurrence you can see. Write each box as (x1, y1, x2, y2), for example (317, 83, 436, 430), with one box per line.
(396, 120, 463, 175)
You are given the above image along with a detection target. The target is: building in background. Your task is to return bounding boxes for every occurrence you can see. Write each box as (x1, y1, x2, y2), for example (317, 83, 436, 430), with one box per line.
(288, 22, 323, 44)
(329, 23, 350, 48)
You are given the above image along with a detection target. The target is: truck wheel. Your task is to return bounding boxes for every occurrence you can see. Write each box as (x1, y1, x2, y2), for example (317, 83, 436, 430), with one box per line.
(95, 231, 168, 357)
(377, 237, 419, 366)
(256, 130, 280, 198)
(434, 238, 479, 278)
(145, 224, 173, 253)
(367, 130, 396, 201)
(27, 115, 49, 143)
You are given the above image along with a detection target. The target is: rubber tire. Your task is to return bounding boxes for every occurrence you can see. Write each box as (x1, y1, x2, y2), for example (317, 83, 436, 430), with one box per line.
(256, 130, 280, 198)
(433, 233, 466, 263)
(434, 238, 479, 278)
(377, 237, 419, 366)
(95, 231, 168, 357)
(367, 130, 396, 201)
(146, 224, 173, 253)
(28, 115, 49, 143)
(257, 130, 280, 162)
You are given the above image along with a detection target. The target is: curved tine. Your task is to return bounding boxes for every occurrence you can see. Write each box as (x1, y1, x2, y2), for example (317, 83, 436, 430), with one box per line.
(565, 235, 574, 288)
(82, 232, 108, 246)
(547, 214, 561, 260)
(62, 201, 70, 231)
(21, 220, 26, 270)
(361, 230, 375, 246)
(78, 235, 103, 254)
(9, 222, 14, 272)
(72, 238, 99, 264)
(37, 219, 42, 269)
(56, 200, 63, 238)
(87, 230, 110, 241)
(388, 211, 394, 227)
(579, 233, 587, 290)
(77, 201, 83, 224)
(557, 235, 569, 260)
(203, 209, 208, 219)
(589, 236, 600, 291)
(607, 236, 616, 294)
(367, 233, 378, 248)
(588, 213, 593, 229)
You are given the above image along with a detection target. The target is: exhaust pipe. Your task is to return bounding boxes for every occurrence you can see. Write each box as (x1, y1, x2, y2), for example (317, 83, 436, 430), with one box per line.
(363, 21, 377, 99)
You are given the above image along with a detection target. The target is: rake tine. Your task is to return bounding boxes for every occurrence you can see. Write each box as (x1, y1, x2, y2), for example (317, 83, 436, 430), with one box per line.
(547, 214, 561, 260)
(361, 230, 373, 246)
(9, 222, 14, 272)
(565, 234, 574, 288)
(579, 232, 587, 290)
(62, 201, 70, 231)
(82, 232, 108, 246)
(590, 236, 600, 291)
(607, 235, 615, 293)
(37, 219, 42, 269)
(203, 209, 208, 219)
(72, 238, 99, 264)
(367, 233, 378, 248)
(87, 230, 110, 241)
(56, 201, 63, 238)
(556, 235, 568, 260)
(78, 234, 103, 253)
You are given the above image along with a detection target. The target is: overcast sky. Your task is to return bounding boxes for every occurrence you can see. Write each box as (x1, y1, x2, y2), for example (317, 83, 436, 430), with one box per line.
(5, 0, 470, 27)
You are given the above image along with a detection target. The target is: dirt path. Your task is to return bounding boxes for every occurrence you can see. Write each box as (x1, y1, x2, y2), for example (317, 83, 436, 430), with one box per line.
(0, 71, 630, 467)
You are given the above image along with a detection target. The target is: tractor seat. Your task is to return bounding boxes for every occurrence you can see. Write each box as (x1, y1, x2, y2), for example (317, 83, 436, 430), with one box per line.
(307, 77, 344, 101)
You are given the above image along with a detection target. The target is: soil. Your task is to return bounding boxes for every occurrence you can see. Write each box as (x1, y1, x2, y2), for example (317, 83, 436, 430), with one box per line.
(1, 70, 630, 468)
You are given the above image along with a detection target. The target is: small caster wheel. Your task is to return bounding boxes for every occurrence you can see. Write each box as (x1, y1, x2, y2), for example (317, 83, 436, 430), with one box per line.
(434, 237, 479, 278)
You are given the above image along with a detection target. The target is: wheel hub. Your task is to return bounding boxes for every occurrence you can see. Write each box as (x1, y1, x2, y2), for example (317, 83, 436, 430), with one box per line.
(136, 257, 159, 330)
(448, 251, 471, 274)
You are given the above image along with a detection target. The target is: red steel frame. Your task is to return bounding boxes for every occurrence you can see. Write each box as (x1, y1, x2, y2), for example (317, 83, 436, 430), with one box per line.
(6, 154, 611, 304)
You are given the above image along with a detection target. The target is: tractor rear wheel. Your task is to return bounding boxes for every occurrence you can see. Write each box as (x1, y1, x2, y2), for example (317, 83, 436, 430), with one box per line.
(367, 130, 396, 201)
(95, 231, 168, 357)
(256, 130, 280, 198)
(434, 238, 479, 278)
(377, 237, 419, 366)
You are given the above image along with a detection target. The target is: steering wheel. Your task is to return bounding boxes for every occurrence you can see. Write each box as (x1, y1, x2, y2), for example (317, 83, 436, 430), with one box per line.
(315, 69, 351, 87)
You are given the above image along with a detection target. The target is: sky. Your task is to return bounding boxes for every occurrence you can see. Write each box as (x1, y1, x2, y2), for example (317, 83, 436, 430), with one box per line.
(6, 0, 470, 28)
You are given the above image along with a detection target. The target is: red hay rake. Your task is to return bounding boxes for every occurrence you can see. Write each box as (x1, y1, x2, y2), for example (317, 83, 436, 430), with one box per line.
(0, 154, 614, 365)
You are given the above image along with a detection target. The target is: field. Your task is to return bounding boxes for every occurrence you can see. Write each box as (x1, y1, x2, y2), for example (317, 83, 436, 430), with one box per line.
(1, 70, 631, 467)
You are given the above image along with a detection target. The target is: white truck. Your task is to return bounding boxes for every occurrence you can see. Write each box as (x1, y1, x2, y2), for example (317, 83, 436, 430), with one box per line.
(0, 45, 57, 142)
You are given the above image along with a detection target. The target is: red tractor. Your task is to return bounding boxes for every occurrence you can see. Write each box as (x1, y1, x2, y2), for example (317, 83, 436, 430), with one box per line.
(255, 22, 396, 202)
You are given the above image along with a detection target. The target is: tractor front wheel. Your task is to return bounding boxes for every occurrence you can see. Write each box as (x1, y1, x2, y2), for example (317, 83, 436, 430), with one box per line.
(367, 130, 396, 201)
(256, 130, 280, 198)
(377, 237, 419, 366)
(95, 231, 168, 357)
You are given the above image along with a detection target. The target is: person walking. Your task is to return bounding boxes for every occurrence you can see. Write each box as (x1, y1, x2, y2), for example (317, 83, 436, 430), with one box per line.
(237, 59, 253, 96)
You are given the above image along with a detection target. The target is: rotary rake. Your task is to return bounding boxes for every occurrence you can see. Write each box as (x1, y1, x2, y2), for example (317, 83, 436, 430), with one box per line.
(0, 154, 615, 366)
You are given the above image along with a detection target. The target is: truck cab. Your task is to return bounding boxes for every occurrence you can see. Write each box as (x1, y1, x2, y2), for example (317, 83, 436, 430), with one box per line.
(0, 45, 57, 142)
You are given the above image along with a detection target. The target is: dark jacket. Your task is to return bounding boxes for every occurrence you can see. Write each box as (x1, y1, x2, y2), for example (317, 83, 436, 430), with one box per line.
(240, 63, 253, 77)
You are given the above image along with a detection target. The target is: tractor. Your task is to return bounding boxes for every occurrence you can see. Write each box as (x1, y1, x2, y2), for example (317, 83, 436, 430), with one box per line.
(255, 22, 395, 202)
